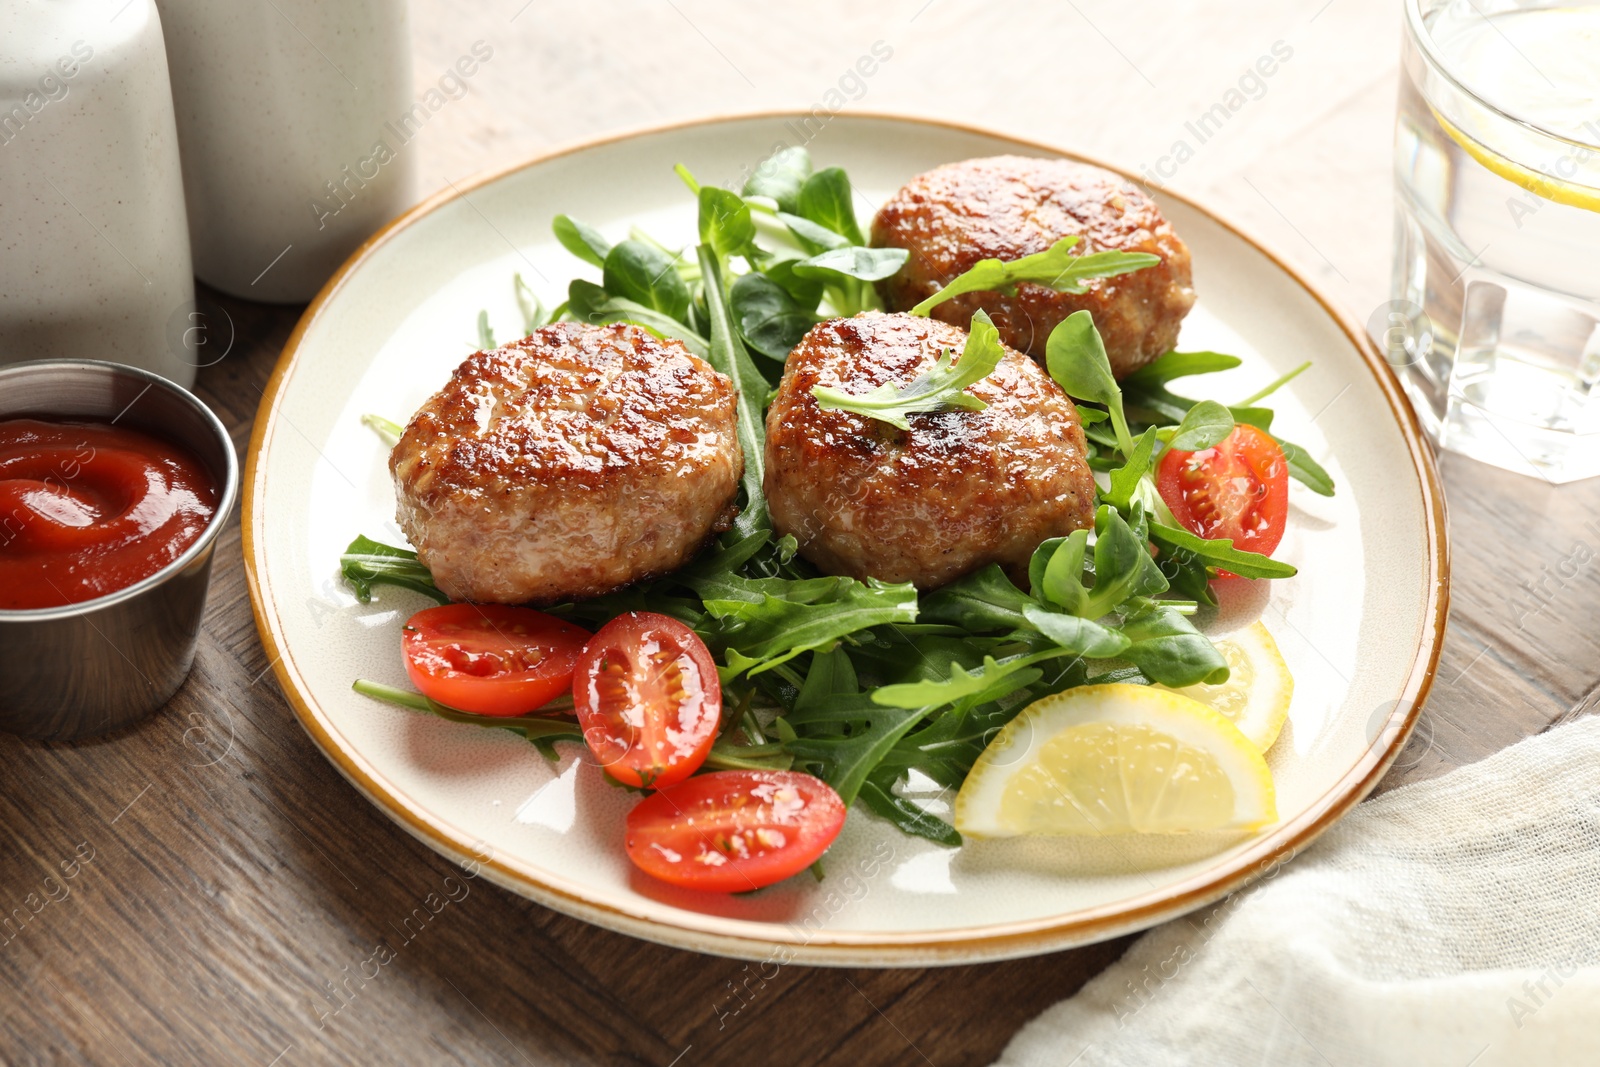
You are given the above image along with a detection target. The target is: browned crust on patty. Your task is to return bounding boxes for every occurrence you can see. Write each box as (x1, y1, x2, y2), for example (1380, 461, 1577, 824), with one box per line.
(871, 155, 1195, 378)
(763, 312, 1096, 589)
(391, 322, 743, 603)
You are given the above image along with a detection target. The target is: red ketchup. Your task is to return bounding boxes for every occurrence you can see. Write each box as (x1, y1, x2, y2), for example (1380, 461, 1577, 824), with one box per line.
(0, 419, 218, 610)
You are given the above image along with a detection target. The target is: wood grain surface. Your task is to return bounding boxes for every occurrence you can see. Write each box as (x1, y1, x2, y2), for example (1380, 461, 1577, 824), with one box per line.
(4, 2, 1599, 1064)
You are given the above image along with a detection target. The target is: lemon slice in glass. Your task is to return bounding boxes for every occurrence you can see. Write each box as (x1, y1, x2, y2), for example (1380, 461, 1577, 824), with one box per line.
(1155, 621, 1292, 754)
(953, 684, 1276, 838)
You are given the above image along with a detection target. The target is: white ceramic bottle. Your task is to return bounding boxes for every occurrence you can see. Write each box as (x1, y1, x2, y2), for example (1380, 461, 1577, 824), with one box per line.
(154, 0, 416, 303)
(0, 0, 198, 387)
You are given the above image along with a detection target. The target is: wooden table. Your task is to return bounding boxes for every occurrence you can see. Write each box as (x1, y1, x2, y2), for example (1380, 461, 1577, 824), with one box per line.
(5, 1, 1598, 1063)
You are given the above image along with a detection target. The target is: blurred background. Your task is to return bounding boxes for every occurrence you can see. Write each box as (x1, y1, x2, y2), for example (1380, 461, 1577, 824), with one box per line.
(414, 0, 1393, 314)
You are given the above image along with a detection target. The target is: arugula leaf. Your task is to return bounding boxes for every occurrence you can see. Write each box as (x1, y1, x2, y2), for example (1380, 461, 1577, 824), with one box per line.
(872, 654, 1044, 710)
(566, 279, 709, 357)
(909, 237, 1159, 316)
(858, 778, 961, 847)
(698, 575, 918, 676)
(602, 239, 692, 324)
(677, 526, 775, 582)
(1021, 605, 1131, 657)
(796, 167, 866, 245)
(783, 648, 928, 806)
(552, 214, 612, 268)
(811, 309, 1005, 431)
(1104, 426, 1160, 513)
(1276, 436, 1336, 496)
(874, 654, 1106, 794)
(917, 564, 1035, 633)
(1122, 381, 1272, 434)
(1166, 399, 1235, 451)
(698, 186, 758, 261)
(742, 146, 813, 214)
(340, 535, 449, 605)
(791, 246, 909, 285)
(353, 679, 582, 756)
(1047, 310, 1134, 457)
(696, 246, 773, 537)
(729, 272, 821, 361)
(705, 740, 793, 772)
(1236, 361, 1311, 406)
(476, 309, 496, 350)
(1119, 599, 1229, 686)
(1148, 521, 1298, 580)
(1122, 350, 1242, 391)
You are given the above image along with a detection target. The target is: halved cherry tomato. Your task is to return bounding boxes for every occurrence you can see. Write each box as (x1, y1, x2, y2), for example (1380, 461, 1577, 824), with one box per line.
(625, 770, 846, 893)
(1156, 423, 1289, 557)
(572, 611, 721, 790)
(402, 604, 590, 717)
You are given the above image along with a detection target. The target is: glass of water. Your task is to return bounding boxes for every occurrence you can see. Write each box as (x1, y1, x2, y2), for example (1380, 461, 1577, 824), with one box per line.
(1389, 0, 1600, 483)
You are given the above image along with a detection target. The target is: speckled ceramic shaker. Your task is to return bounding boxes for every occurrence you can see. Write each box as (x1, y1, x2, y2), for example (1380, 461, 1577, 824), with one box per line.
(154, 0, 416, 303)
(0, 0, 198, 388)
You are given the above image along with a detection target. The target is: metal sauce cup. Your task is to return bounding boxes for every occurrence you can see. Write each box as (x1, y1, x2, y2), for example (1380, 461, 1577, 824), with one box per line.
(0, 359, 239, 740)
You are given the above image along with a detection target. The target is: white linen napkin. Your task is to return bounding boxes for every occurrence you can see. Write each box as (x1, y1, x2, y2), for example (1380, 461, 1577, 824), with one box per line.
(993, 715, 1600, 1067)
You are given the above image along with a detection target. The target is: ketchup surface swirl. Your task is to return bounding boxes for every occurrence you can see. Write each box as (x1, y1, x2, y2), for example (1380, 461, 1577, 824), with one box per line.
(0, 419, 219, 610)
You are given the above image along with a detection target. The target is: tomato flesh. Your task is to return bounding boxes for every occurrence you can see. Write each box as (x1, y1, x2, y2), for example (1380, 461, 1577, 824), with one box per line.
(402, 604, 590, 716)
(572, 611, 721, 790)
(1156, 424, 1289, 558)
(625, 770, 846, 893)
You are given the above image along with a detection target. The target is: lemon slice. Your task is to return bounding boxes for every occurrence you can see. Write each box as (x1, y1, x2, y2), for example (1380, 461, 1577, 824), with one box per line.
(1155, 621, 1292, 753)
(1433, 107, 1600, 215)
(953, 684, 1276, 837)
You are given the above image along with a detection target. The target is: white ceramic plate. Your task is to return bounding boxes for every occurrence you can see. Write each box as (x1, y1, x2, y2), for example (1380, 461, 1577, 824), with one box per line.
(245, 113, 1448, 966)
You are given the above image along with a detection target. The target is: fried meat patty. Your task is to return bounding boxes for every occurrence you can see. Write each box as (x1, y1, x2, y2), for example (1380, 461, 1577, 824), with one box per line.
(871, 155, 1196, 378)
(391, 322, 742, 604)
(763, 312, 1096, 590)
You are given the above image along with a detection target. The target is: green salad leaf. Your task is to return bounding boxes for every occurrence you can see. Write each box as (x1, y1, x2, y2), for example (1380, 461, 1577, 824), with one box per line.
(775, 211, 850, 254)
(795, 167, 866, 245)
(1149, 522, 1298, 580)
(730, 271, 821, 361)
(699, 186, 758, 261)
(782, 648, 930, 806)
(696, 246, 772, 537)
(1118, 599, 1229, 687)
(361, 413, 404, 447)
(742, 146, 813, 214)
(811, 309, 1004, 430)
(1166, 399, 1235, 451)
(1047, 309, 1136, 457)
(602, 239, 692, 324)
(567, 279, 709, 357)
(909, 237, 1160, 316)
(340, 535, 448, 605)
(552, 214, 612, 268)
(1122, 350, 1242, 390)
(690, 573, 918, 676)
(792, 246, 909, 285)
